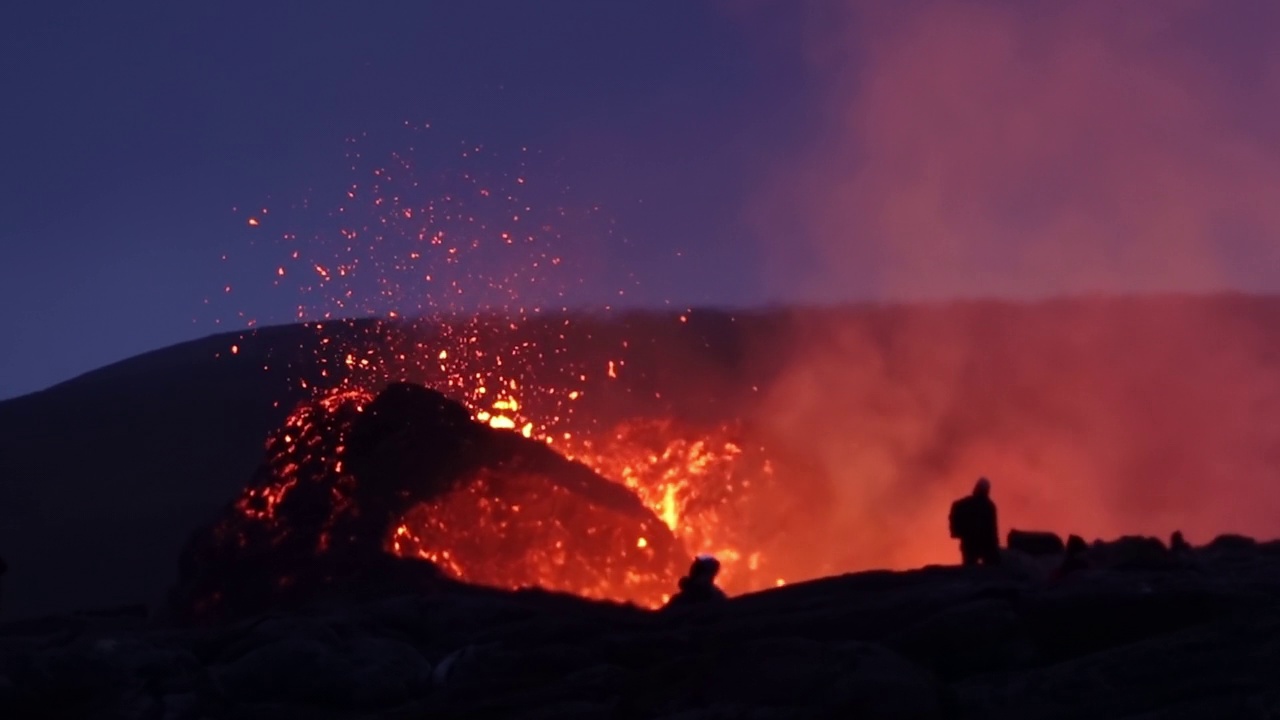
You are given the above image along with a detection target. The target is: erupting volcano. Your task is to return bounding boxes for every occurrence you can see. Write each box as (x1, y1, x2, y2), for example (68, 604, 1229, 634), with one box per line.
(177, 131, 797, 619)
(172, 328, 794, 620)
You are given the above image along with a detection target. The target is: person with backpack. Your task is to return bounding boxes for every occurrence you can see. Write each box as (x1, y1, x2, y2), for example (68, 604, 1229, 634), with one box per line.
(949, 477, 1001, 566)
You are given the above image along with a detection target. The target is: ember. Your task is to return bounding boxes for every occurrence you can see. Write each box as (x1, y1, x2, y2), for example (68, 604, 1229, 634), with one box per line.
(187, 130, 793, 617)
(175, 380, 723, 620)
(173, 354, 791, 620)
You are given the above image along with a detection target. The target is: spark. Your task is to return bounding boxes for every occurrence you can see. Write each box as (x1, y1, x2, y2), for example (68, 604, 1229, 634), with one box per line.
(210, 128, 786, 609)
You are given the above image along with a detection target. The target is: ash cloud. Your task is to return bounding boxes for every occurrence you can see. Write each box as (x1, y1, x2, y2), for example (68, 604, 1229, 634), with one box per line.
(728, 1, 1280, 572)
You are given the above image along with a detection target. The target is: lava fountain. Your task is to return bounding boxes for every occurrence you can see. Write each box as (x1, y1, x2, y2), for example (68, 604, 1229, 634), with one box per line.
(183, 129, 792, 617)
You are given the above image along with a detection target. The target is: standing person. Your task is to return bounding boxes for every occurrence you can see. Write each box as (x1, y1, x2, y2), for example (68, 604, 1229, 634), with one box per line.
(949, 477, 1001, 566)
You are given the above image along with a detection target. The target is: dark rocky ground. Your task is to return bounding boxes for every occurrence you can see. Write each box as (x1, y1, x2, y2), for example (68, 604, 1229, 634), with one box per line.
(4, 535, 1280, 720)
(4, 296, 1280, 718)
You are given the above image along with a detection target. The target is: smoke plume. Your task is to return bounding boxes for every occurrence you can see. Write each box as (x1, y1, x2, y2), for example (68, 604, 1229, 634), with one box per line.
(731, 1, 1280, 571)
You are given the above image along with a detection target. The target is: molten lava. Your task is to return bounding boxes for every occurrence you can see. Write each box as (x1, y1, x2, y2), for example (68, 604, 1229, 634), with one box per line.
(201, 356, 784, 614)
(391, 470, 678, 604)
(199, 130, 790, 613)
(557, 419, 785, 593)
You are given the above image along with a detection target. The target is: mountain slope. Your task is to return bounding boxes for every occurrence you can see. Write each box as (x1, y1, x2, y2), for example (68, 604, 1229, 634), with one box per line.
(2, 295, 1279, 621)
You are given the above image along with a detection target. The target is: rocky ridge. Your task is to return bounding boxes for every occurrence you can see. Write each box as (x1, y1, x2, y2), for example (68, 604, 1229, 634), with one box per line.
(5, 535, 1280, 719)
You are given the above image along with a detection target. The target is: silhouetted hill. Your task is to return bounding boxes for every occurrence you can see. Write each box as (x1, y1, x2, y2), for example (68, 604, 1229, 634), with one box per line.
(0, 310, 785, 620)
(2, 294, 1279, 622)
(4, 535, 1280, 718)
(0, 323, 328, 621)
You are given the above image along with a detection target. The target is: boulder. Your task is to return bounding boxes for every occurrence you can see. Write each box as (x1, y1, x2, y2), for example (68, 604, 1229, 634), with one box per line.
(1092, 536, 1173, 570)
(1206, 534, 1258, 553)
(0, 642, 146, 719)
(344, 635, 434, 706)
(1019, 587, 1221, 662)
(212, 636, 356, 704)
(211, 627, 431, 709)
(1006, 530, 1065, 557)
(886, 599, 1037, 679)
(820, 642, 947, 719)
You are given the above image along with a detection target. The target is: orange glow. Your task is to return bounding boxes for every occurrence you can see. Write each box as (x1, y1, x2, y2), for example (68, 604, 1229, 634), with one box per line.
(388, 470, 677, 605)
(221, 335, 787, 607)
(214, 132, 790, 607)
(213, 119, 1280, 613)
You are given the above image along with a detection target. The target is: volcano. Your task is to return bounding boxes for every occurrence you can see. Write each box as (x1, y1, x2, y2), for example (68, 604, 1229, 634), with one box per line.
(4, 296, 1280, 622)
(169, 382, 686, 621)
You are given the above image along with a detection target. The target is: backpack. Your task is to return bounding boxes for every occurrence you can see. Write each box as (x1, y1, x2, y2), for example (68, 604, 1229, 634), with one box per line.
(948, 498, 968, 539)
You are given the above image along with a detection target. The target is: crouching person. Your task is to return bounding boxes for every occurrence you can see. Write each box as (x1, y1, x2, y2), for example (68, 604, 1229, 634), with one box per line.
(664, 554, 728, 609)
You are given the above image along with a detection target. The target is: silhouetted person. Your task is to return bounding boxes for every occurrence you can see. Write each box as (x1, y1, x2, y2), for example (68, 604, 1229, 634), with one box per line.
(664, 555, 727, 608)
(949, 477, 1001, 566)
(1170, 530, 1192, 554)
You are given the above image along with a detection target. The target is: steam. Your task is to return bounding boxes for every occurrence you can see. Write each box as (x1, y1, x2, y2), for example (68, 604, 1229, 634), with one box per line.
(731, 1, 1280, 572)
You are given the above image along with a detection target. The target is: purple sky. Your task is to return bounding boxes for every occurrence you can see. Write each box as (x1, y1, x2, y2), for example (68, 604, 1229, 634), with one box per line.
(2, 1, 1278, 398)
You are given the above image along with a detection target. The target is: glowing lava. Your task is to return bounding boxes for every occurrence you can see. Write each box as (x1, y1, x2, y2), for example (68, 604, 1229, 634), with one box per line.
(390, 469, 679, 605)
(213, 310, 787, 606)
(220, 357, 781, 608)
(212, 128, 782, 607)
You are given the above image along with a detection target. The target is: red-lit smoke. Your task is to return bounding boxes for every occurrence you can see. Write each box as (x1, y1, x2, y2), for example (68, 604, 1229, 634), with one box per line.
(727, 1, 1280, 567)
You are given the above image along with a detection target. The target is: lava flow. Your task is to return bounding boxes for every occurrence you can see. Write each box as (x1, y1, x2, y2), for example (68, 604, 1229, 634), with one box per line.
(190, 129, 790, 614)
(204, 351, 785, 612)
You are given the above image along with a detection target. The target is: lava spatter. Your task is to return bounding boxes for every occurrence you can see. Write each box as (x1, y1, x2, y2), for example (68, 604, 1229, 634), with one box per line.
(197, 129, 784, 614)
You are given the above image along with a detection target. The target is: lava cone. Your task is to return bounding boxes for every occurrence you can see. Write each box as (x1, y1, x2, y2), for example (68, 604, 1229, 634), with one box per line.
(169, 382, 685, 622)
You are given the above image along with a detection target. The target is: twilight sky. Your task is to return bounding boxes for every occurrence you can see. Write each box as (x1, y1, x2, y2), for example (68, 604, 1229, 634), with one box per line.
(2, 0, 1279, 398)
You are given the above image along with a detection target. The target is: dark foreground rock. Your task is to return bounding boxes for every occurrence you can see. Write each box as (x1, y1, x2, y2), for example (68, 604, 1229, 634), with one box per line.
(8, 539, 1280, 719)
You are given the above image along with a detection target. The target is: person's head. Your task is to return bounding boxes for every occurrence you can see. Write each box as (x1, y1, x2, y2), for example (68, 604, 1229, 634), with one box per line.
(973, 477, 991, 497)
(689, 554, 721, 583)
(1066, 534, 1088, 554)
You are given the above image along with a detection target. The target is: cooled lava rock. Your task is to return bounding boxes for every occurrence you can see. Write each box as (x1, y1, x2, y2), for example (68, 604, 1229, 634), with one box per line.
(13, 537, 1280, 719)
(168, 382, 685, 623)
(1006, 529, 1066, 557)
